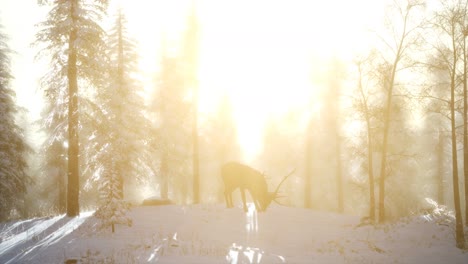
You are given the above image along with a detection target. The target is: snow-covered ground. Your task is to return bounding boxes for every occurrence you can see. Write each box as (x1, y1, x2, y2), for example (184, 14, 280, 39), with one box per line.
(0, 204, 467, 263)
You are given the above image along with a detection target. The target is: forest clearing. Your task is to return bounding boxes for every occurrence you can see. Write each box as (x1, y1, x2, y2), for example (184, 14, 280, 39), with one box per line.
(1, 204, 467, 263)
(2, 1, 468, 262)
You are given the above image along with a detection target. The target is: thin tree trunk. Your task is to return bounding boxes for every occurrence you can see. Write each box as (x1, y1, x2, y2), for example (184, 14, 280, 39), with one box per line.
(332, 75, 343, 212)
(187, 1, 200, 204)
(335, 128, 343, 213)
(304, 121, 313, 209)
(192, 99, 200, 203)
(116, 10, 125, 200)
(160, 152, 169, 199)
(377, 1, 419, 223)
(450, 32, 465, 248)
(367, 123, 375, 221)
(463, 32, 468, 226)
(67, 0, 79, 217)
(358, 63, 375, 221)
(378, 66, 395, 223)
(378, 34, 404, 223)
(450, 73, 465, 248)
(437, 130, 445, 205)
(327, 59, 343, 213)
(58, 166, 66, 213)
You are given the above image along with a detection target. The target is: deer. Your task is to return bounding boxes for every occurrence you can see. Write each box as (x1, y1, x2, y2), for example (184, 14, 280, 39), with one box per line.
(221, 161, 295, 212)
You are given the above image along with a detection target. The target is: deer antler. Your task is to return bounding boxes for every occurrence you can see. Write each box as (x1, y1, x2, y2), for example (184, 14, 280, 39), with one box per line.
(272, 167, 296, 201)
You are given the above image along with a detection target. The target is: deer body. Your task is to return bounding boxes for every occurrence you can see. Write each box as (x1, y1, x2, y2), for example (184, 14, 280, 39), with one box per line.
(221, 162, 294, 212)
(222, 162, 269, 212)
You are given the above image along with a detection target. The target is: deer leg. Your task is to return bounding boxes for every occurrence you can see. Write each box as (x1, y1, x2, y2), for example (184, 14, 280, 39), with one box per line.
(225, 190, 233, 208)
(240, 188, 248, 212)
(253, 196, 263, 212)
(247, 189, 263, 212)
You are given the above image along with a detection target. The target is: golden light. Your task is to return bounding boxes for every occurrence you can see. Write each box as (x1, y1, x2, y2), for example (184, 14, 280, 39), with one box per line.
(118, 0, 385, 161)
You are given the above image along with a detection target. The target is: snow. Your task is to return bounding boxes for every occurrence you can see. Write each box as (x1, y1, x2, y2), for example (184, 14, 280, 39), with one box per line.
(0, 204, 467, 263)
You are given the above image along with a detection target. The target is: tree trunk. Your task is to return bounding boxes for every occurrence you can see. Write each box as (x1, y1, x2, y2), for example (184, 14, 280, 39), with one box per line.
(450, 77, 465, 249)
(378, 70, 394, 223)
(58, 166, 66, 213)
(367, 125, 375, 221)
(437, 130, 445, 205)
(116, 10, 125, 200)
(378, 48, 402, 223)
(192, 103, 200, 203)
(463, 34, 468, 226)
(450, 33, 465, 248)
(187, 1, 200, 204)
(357, 62, 375, 221)
(67, 0, 79, 217)
(160, 152, 169, 199)
(335, 128, 343, 213)
(304, 121, 313, 209)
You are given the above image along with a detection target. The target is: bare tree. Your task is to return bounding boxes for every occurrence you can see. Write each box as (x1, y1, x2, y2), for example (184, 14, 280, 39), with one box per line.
(459, 2, 468, 227)
(353, 53, 378, 222)
(374, 0, 425, 223)
(428, 0, 466, 248)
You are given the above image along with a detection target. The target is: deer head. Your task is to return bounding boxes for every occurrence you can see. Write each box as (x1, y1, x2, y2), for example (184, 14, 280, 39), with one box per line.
(221, 162, 295, 212)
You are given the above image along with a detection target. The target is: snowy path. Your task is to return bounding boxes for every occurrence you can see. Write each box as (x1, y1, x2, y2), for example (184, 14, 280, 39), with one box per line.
(0, 212, 92, 263)
(0, 204, 467, 263)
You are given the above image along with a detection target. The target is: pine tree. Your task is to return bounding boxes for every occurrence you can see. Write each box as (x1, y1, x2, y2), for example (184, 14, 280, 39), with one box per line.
(93, 7, 148, 231)
(202, 95, 240, 202)
(0, 25, 31, 221)
(93, 7, 149, 198)
(94, 155, 132, 233)
(37, 68, 69, 214)
(151, 32, 192, 203)
(184, 1, 201, 204)
(36, 0, 109, 217)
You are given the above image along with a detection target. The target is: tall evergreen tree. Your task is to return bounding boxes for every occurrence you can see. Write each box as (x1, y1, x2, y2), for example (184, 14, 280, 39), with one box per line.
(93, 7, 149, 199)
(36, 60, 68, 214)
(0, 25, 31, 221)
(202, 95, 240, 202)
(36, 0, 109, 217)
(184, 1, 201, 204)
(93, 7, 148, 231)
(152, 39, 192, 203)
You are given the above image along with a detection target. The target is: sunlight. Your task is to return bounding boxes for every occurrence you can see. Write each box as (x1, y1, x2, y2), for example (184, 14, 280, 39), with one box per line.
(118, 0, 385, 161)
(245, 202, 258, 235)
(115, 0, 192, 97)
(198, 0, 384, 160)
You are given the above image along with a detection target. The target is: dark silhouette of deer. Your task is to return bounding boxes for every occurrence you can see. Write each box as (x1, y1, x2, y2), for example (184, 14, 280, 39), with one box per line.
(221, 162, 294, 212)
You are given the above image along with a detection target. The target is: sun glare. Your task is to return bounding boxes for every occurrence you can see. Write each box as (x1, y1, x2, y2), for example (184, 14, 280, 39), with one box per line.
(119, 0, 384, 161)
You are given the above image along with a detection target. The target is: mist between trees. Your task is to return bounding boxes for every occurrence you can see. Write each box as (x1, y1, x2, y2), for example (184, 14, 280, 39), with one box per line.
(0, 0, 467, 248)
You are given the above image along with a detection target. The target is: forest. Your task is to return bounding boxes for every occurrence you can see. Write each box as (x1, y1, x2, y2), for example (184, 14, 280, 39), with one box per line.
(0, 0, 468, 251)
